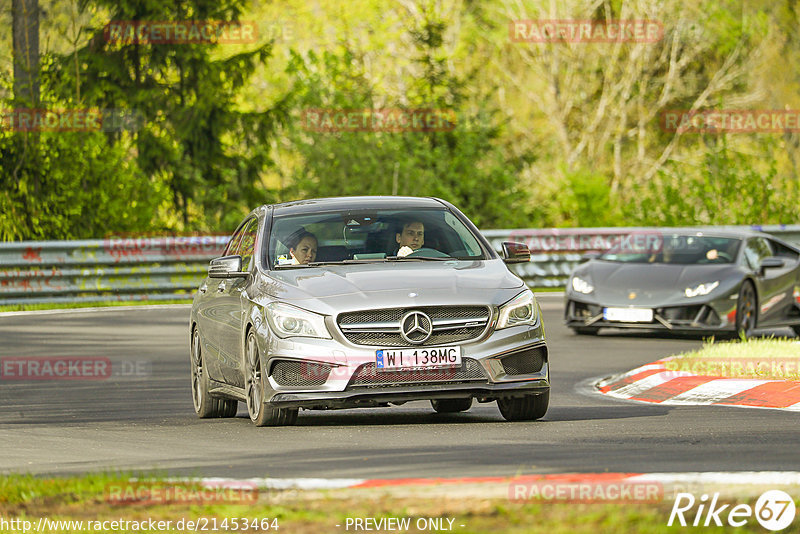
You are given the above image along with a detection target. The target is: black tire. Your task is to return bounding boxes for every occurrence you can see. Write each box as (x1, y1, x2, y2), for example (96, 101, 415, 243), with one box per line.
(431, 398, 472, 413)
(497, 391, 549, 422)
(735, 281, 758, 339)
(244, 330, 298, 427)
(572, 327, 599, 336)
(792, 325, 800, 338)
(191, 328, 238, 418)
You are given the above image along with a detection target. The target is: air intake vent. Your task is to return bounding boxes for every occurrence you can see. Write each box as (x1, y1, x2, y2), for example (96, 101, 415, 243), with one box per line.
(271, 360, 331, 386)
(500, 347, 545, 375)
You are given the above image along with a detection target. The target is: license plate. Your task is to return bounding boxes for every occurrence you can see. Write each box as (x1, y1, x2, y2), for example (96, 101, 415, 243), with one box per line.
(376, 346, 462, 371)
(603, 307, 653, 323)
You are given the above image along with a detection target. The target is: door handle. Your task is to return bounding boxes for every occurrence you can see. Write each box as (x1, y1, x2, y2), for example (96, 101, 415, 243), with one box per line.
(198, 283, 207, 293)
(217, 281, 227, 292)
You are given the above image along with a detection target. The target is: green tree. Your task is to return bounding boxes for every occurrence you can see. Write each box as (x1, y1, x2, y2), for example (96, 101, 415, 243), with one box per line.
(47, 0, 286, 231)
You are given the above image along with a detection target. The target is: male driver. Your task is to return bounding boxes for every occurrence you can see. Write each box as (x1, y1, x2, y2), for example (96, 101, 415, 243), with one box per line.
(395, 221, 424, 257)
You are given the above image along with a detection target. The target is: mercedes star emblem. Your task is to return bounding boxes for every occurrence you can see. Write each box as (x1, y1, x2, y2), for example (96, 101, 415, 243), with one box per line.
(400, 311, 433, 344)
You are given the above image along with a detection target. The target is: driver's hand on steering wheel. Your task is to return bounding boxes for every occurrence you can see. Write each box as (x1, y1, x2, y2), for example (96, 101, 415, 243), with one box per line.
(397, 246, 414, 257)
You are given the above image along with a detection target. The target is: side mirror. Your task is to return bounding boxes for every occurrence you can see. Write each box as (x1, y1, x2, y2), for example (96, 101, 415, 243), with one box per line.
(502, 242, 530, 264)
(759, 256, 785, 274)
(208, 255, 247, 278)
(580, 251, 601, 263)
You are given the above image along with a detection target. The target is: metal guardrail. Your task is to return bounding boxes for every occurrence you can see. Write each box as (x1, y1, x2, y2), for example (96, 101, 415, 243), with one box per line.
(1, 226, 798, 305)
(0, 237, 228, 305)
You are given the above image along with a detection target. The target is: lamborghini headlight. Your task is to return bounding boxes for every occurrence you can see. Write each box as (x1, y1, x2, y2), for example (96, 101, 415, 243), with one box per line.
(571, 276, 595, 294)
(684, 281, 719, 298)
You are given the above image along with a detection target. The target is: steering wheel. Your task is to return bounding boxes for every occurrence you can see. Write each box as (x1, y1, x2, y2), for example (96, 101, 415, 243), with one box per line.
(713, 251, 733, 262)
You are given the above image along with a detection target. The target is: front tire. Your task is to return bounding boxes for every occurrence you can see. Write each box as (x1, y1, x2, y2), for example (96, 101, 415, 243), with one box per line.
(497, 391, 549, 421)
(431, 398, 472, 413)
(735, 281, 758, 339)
(245, 330, 298, 427)
(792, 325, 800, 337)
(191, 328, 237, 418)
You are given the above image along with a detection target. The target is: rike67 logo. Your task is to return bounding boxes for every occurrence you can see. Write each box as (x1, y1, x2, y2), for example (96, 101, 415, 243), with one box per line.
(669, 490, 796, 531)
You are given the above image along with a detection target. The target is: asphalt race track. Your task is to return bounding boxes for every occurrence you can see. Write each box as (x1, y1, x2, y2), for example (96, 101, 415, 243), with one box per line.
(1, 295, 798, 479)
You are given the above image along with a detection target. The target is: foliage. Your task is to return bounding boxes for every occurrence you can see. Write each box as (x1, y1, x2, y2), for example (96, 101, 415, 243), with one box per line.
(2, 0, 800, 240)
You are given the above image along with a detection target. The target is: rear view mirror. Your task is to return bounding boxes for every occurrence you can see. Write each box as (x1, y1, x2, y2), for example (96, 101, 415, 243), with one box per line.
(208, 255, 247, 278)
(759, 256, 785, 274)
(502, 242, 530, 264)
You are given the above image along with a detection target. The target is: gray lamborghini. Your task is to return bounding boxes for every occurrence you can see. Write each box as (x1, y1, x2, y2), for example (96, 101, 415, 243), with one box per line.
(565, 229, 800, 336)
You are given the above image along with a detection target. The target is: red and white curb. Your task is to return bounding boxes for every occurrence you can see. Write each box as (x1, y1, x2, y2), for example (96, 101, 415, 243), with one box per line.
(178, 472, 800, 491)
(596, 357, 800, 411)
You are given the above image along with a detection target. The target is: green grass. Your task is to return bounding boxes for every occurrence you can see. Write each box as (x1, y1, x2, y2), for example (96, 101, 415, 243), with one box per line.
(0, 474, 786, 533)
(664, 337, 800, 379)
(0, 299, 193, 313)
(531, 286, 565, 293)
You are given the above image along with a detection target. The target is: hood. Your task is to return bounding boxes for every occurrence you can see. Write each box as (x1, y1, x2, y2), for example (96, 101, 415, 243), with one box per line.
(571, 261, 742, 306)
(253, 259, 526, 314)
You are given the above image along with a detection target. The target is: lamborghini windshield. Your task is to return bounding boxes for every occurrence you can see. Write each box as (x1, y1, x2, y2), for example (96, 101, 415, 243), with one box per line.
(267, 207, 487, 268)
(599, 234, 742, 264)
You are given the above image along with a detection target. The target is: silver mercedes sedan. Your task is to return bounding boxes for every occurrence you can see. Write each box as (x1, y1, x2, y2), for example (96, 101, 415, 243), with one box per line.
(190, 196, 549, 426)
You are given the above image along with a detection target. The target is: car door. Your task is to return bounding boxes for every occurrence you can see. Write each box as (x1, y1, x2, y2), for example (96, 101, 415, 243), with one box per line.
(216, 216, 258, 387)
(743, 237, 793, 325)
(200, 224, 246, 382)
(761, 238, 800, 324)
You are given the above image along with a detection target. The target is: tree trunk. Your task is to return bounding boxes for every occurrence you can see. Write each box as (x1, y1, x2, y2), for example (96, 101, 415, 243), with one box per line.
(12, 0, 40, 107)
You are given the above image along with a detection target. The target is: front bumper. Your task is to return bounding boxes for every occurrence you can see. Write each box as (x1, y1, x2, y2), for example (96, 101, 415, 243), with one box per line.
(270, 379, 549, 409)
(255, 318, 549, 409)
(564, 295, 737, 332)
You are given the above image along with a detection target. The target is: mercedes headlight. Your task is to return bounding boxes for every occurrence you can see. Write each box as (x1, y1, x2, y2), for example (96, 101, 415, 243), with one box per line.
(497, 290, 539, 330)
(571, 276, 594, 294)
(684, 281, 719, 298)
(264, 302, 331, 339)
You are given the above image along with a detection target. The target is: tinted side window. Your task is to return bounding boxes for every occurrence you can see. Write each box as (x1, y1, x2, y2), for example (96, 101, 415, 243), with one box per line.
(770, 240, 800, 261)
(237, 218, 259, 271)
(743, 238, 773, 270)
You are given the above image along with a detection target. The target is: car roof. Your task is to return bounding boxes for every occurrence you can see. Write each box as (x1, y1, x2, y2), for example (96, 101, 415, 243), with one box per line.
(653, 227, 772, 239)
(266, 196, 446, 216)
